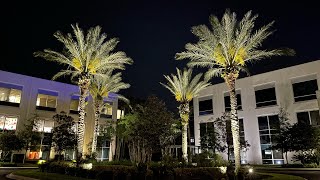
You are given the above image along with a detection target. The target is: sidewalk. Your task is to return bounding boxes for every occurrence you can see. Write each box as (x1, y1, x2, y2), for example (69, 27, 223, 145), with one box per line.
(6, 173, 39, 180)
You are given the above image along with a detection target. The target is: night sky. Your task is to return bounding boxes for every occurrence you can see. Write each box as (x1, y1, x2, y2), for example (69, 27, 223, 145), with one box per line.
(1, 0, 320, 110)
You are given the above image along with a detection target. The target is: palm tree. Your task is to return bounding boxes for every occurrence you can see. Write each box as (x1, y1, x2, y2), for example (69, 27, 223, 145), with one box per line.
(90, 72, 130, 154)
(161, 68, 211, 162)
(175, 10, 294, 173)
(34, 24, 133, 158)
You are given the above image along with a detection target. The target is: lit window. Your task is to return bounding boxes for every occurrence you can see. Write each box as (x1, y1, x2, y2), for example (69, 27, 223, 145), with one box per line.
(0, 84, 22, 106)
(258, 115, 283, 164)
(36, 90, 58, 111)
(70, 99, 80, 111)
(0, 115, 18, 130)
(34, 119, 54, 133)
(292, 79, 318, 102)
(102, 104, 112, 115)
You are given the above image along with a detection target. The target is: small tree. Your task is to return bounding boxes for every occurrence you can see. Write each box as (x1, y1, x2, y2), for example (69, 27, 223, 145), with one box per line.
(52, 112, 77, 161)
(271, 108, 292, 164)
(0, 131, 24, 162)
(18, 114, 42, 162)
(214, 113, 250, 161)
(200, 122, 226, 153)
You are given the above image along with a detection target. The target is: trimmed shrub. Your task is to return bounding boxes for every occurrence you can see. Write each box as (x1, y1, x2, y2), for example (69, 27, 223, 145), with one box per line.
(281, 163, 304, 168)
(0, 162, 17, 167)
(174, 167, 226, 180)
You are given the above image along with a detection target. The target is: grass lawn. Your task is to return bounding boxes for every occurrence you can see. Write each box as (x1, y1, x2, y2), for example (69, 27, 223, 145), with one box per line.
(257, 172, 305, 180)
(13, 169, 90, 180)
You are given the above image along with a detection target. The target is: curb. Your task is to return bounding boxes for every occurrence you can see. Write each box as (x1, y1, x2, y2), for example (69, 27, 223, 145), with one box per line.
(255, 167, 320, 171)
(6, 173, 39, 180)
(0, 167, 38, 169)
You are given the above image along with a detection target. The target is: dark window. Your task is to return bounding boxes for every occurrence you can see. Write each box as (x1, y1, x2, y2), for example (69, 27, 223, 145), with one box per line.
(258, 116, 268, 130)
(224, 94, 242, 111)
(297, 110, 320, 125)
(255, 87, 277, 108)
(297, 112, 310, 124)
(293, 80, 318, 102)
(199, 99, 213, 115)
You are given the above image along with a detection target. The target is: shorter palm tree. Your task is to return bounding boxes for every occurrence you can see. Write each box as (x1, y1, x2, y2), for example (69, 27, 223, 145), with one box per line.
(161, 68, 210, 162)
(90, 72, 130, 154)
(34, 24, 133, 157)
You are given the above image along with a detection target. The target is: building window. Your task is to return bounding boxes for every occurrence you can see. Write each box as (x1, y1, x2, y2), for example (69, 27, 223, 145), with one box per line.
(293, 79, 318, 102)
(255, 86, 277, 108)
(224, 91, 242, 111)
(101, 103, 113, 118)
(258, 115, 284, 164)
(96, 124, 110, 161)
(69, 99, 80, 114)
(36, 90, 58, 111)
(34, 119, 54, 133)
(199, 97, 213, 116)
(297, 110, 320, 126)
(0, 115, 18, 131)
(0, 82, 22, 107)
(226, 118, 247, 164)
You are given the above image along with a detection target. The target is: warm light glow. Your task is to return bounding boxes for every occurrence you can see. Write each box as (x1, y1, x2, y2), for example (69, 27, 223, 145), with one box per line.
(37, 160, 46, 164)
(248, 168, 253, 173)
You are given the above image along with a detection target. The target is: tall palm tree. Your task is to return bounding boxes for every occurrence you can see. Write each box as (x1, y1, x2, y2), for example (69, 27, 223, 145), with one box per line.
(90, 72, 130, 154)
(161, 68, 211, 162)
(176, 10, 294, 173)
(34, 24, 133, 158)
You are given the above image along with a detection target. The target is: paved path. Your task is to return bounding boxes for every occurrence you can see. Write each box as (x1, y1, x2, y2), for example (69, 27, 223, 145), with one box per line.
(257, 169, 320, 180)
(0, 169, 14, 180)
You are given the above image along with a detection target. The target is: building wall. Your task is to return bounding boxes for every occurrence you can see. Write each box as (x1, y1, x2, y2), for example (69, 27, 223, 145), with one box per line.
(193, 60, 320, 164)
(0, 70, 118, 160)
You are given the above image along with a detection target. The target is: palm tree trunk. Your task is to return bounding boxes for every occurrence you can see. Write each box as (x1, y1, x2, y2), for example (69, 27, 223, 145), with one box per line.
(179, 103, 190, 163)
(225, 75, 241, 175)
(92, 100, 102, 154)
(77, 78, 90, 159)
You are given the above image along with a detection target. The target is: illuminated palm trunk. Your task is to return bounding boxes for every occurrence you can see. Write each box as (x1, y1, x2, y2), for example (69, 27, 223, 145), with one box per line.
(77, 78, 90, 158)
(92, 99, 102, 154)
(179, 103, 190, 163)
(225, 73, 241, 175)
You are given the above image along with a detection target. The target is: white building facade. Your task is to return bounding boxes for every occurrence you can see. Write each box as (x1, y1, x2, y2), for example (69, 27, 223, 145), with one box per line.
(0, 70, 119, 161)
(193, 60, 320, 165)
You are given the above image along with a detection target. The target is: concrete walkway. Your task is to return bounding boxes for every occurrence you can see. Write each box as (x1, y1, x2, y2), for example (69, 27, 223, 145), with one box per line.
(6, 173, 38, 180)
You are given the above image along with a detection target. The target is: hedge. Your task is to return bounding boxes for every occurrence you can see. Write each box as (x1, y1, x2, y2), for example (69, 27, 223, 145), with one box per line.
(39, 162, 228, 180)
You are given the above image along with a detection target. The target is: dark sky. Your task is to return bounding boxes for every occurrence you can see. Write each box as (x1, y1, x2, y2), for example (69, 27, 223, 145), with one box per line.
(1, 0, 320, 110)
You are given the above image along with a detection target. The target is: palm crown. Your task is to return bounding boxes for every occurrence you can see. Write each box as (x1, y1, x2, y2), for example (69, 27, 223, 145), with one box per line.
(176, 10, 294, 80)
(90, 71, 130, 103)
(161, 68, 211, 103)
(34, 24, 133, 81)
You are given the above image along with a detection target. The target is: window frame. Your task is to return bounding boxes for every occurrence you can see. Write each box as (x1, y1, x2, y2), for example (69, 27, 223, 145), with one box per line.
(224, 90, 243, 111)
(254, 84, 277, 108)
(257, 114, 284, 164)
(292, 79, 318, 102)
(198, 96, 213, 116)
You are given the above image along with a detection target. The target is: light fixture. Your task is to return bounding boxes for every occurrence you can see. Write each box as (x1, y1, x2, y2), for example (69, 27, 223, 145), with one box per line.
(248, 168, 253, 173)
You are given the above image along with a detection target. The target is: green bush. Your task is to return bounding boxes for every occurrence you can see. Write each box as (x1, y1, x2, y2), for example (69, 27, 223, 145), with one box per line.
(174, 167, 226, 180)
(0, 162, 17, 167)
(192, 151, 228, 167)
(281, 163, 304, 168)
(303, 163, 319, 168)
(94, 160, 133, 166)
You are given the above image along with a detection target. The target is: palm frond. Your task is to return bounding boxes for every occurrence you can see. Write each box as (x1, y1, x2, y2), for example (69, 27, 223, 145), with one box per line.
(161, 68, 211, 103)
(176, 10, 294, 81)
(34, 24, 133, 83)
